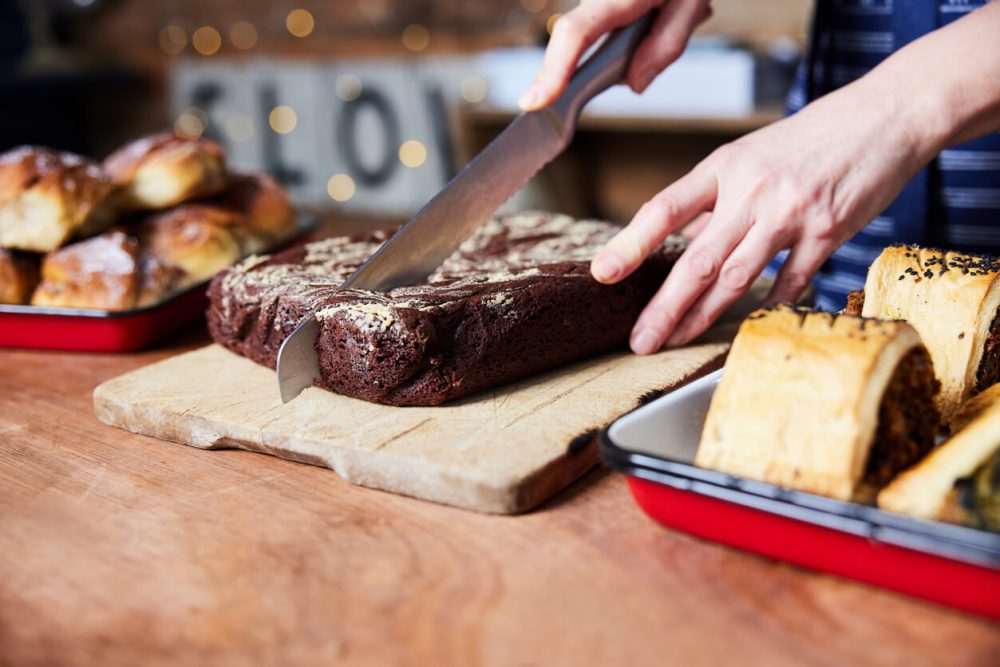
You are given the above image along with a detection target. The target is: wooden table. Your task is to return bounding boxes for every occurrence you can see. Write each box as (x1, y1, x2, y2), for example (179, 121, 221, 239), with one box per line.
(1, 327, 998, 666)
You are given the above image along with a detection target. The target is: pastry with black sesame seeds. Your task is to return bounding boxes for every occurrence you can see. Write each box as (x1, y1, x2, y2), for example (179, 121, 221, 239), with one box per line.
(843, 244, 1000, 419)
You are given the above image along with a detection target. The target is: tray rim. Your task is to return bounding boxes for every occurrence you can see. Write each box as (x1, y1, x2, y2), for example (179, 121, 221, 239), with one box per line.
(599, 377, 1000, 570)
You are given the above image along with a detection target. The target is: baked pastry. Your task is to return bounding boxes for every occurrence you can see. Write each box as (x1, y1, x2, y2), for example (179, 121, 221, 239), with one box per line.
(0, 249, 39, 304)
(137, 204, 245, 292)
(207, 212, 684, 406)
(31, 230, 141, 310)
(103, 132, 227, 210)
(214, 172, 296, 254)
(844, 245, 1000, 419)
(0, 146, 115, 252)
(695, 305, 941, 501)
(878, 384, 1000, 531)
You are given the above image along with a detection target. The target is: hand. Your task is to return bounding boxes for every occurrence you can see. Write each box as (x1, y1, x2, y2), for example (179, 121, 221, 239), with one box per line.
(591, 77, 943, 354)
(518, 0, 713, 111)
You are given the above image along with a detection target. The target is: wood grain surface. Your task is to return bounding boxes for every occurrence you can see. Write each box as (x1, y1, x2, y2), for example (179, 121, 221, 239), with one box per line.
(93, 342, 727, 513)
(1, 326, 999, 666)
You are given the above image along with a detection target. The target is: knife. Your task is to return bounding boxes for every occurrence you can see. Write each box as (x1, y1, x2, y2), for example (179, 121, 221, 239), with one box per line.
(276, 12, 656, 403)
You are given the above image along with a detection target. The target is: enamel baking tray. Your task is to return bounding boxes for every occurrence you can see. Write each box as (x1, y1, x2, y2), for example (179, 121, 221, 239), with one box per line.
(0, 223, 317, 353)
(601, 370, 1000, 619)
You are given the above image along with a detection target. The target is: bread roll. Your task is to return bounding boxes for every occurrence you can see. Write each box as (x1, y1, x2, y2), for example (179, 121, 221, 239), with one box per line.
(103, 132, 227, 210)
(137, 204, 244, 290)
(696, 305, 940, 501)
(0, 249, 39, 305)
(31, 230, 141, 310)
(0, 147, 115, 252)
(215, 172, 296, 254)
(846, 245, 1000, 419)
(878, 383, 1000, 531)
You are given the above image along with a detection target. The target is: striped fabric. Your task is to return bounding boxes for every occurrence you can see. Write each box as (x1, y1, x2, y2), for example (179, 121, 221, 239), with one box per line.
(766, 0, 1000, 311)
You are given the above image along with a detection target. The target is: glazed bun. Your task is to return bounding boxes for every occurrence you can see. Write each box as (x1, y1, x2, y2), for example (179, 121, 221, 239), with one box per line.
(215, 172, 297, 254)
(0, 147, 115, 252)
(136, 204, 245, 289)
(0, 248, 40, 305)
(31, 230, 141, 310)
(104, 132, 227, 210)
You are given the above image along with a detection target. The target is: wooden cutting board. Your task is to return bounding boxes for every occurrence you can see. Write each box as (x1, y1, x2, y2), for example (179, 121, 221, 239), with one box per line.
(93, 342, 727, 514)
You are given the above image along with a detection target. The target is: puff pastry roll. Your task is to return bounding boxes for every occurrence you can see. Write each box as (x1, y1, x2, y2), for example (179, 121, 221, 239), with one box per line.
(879, 383, 1000, 531)
(696, 305, 941, 501)
(845, 245, 1000, 419)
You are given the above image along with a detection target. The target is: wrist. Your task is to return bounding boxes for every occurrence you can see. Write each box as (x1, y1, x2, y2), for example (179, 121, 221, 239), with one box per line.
(860, 60, 952, 166)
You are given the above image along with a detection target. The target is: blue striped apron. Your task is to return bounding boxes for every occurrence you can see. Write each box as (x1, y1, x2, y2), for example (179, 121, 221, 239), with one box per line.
(767, 0, 1000, 311)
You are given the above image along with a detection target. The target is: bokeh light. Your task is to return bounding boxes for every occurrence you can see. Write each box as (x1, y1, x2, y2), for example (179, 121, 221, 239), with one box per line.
(286, 9, 315, 38)
(229, 21, 258, 50)
(460, 75, 488, 103)
(158, 24, 187, 55)
(192, 26, 222, 55)
(399, 140, 427, 168)
(521, 0, 546, 12)
(224, 114, 254, 142)
(268, 106, 298, 134)
(175, 108, 206, 138)
(402, 24, 430, 52)
(327, 174, 356, 202)
(335, 74, 363, 102)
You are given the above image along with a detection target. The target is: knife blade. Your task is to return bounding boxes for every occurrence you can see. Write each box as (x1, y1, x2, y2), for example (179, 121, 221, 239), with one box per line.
(276, 12, 655, 403)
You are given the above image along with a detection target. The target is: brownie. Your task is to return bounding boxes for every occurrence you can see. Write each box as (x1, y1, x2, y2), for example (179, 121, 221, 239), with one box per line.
(207, 212, 684, 406)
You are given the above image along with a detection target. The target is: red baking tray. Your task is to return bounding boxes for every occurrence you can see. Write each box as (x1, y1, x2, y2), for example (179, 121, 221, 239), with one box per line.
(0, 287, 210, 352)
(600, 370, 1000, 619)
(0, 222, 317, 353)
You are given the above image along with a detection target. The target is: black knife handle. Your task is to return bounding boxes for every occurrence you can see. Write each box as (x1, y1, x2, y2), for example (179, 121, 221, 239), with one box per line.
(550, 10, 657, 127)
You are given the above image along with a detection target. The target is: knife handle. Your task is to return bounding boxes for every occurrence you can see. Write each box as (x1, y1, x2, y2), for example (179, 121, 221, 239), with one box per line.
(550, 10, 657, 128)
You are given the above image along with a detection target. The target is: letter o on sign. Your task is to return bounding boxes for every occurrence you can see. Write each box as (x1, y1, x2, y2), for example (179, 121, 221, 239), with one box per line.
(336, 88, 401, 187)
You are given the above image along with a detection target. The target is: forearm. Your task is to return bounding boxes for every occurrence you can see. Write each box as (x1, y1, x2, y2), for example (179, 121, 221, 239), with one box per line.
(864, 3, 1000, 157)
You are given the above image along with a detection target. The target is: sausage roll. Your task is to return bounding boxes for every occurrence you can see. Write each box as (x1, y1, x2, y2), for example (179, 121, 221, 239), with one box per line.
(696, 305, 941, 501)
(845, 245, 1000, 420)
(879, 383, 1000, 531)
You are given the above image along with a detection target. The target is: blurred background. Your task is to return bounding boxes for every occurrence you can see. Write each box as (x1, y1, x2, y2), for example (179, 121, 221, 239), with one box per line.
(1, 0, 811, 229)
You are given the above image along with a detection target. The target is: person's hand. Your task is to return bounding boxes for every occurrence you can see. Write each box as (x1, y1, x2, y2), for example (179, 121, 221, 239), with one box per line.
(518, 0, 713, 112)
(591, 77, 944, 354)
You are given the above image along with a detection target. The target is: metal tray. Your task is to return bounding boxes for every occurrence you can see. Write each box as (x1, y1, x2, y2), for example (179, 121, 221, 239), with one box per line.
(0, 223, 317, 353)
(600, 370, 1000, 619)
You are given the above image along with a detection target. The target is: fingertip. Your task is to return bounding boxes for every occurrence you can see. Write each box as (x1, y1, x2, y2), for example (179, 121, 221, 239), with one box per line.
(591, 248, 626, 284)
(517, 82, 541, 111)
(629, 328, 661, 356)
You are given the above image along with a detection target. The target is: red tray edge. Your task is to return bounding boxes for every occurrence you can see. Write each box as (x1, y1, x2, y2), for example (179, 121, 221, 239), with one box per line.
(625, 475, 1000, 620)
